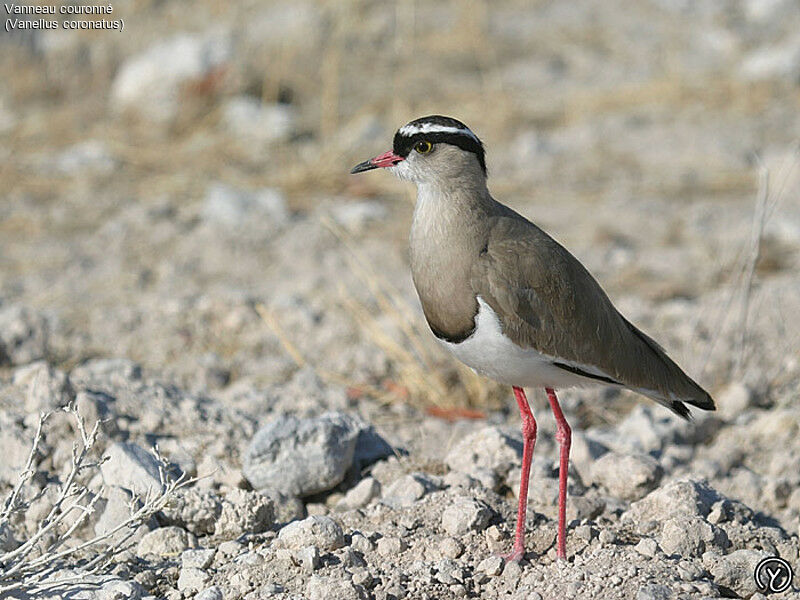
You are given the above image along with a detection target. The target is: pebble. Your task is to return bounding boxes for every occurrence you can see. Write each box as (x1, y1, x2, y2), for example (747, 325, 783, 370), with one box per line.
(244, 412, 387, 497)
(136, 527, 197, 558)
(350, 531, 375, 554)
(182, 548, 215, 569)
(339, 477, 381, 510)
(0, 304, 49, 366)
(435, 559, 464, 584)
(625, 479, 719, 524)
(591, 452, 663, 501)
(177, 567, 209, 593)
(716, 382, 755, 420)
(203, 183, 289, 229)
(295, 545, 320, 572)
(636, 583, 672, 600)
(659, 515, 728, 557)
(707, 549, 770, 598)
(13, 361, 74, 412)
(101, 442, 163, 496)
(445, 426, 522, 477)
(476, 555, 504, 577)
(110, 32, 231, 122)
(195, 587, 224, 600)
(376, 536, 407, 556)
(277, 515, 345, 551)
(306, 575, 368, 600)
(441, 496, 493, 536)
(439, 537, 465, 559)
(381, 473, 436, 508)
(634, 537, 659, 558)
(598, 529, 617, 545)
(215, 488, 275, 540)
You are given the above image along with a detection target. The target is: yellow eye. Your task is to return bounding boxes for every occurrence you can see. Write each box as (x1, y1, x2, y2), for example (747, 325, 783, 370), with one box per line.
(414, 140, 433, 154)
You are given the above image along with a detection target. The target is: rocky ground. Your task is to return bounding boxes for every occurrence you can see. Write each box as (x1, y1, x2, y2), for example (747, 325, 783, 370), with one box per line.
(1, 0, 800, 599)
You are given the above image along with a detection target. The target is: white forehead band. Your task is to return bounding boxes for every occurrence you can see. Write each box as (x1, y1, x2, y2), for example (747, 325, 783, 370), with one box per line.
(398, 123, 479, 142)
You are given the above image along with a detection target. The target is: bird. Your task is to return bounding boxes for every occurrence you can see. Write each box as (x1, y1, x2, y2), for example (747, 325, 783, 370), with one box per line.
(350, 115, 715, 562)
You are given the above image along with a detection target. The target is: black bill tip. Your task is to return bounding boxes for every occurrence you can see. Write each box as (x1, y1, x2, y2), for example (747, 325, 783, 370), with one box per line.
(350, 160, 377, 174)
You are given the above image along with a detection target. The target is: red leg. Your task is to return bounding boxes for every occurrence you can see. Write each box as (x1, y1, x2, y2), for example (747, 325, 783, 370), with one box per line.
(502, 386, 537, 562)
(545, 387, 571, 560)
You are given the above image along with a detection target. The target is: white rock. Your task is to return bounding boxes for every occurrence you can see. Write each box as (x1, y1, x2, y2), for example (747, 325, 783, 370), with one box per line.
(708, 549, 770, 597)
(52, 140, 115, 175)
(195, 587, 224, 600)
(182, 548, 215, 569)
(740, 33, 800, 82)
(376, 536, 407, 556)
(716, 382, 754, 420)
(591, 452, 663, 501)
(277, 515, 344, 551)
(381, 473, 436, 508)
(221, 96, 295, 144)
(339, 477, 381, 509)
(215, 488, 274, 540)
(111, 32, 231, 122)
(0, 304, 49, 366)
(137, 526, 197, 558)
(625, 479, 721, 524)
(441, 496, 493, 536)
(177, 567, 209, 593)
(101, 442, 162, 496)
(659, 516, 728, 557)
(13, 361, 74, 413)
(445, 426, 522, 477)
(305, 575, 367, 600)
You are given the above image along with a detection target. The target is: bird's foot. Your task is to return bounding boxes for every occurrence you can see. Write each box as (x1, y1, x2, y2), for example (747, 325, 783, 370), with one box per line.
(499, 545, 526, 563)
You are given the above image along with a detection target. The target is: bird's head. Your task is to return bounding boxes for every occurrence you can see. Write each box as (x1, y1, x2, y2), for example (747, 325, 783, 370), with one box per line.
(351, 115, 486, 186)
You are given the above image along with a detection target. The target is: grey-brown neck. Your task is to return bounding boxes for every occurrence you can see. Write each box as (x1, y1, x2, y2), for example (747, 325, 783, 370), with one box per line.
(409, 172, 496, 342)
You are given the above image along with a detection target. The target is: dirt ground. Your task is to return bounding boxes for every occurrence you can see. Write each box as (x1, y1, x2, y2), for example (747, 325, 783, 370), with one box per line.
(1, 1, 799, 599)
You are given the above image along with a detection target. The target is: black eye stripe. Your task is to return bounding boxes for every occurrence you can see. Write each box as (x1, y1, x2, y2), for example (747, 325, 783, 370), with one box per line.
(393, 131, 486, 174)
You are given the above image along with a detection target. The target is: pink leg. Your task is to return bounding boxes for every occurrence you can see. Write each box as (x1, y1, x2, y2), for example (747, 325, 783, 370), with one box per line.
(502, 386, 537, 562)
(545, 387, 571, 560)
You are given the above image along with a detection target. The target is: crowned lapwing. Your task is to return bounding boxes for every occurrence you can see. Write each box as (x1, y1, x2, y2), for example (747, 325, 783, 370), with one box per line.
(351, 115, 715, 561)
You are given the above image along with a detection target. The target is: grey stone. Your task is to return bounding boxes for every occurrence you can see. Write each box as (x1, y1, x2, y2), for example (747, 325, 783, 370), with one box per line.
(306, 575, 368, 600)
(441, 496, 493, 536)
(376, 536, 407, 556)
(439, 537, 465, 559)
(0, 304, 48, 366)
(339, 477, 381, 510)
(53, 140, 115, 175)
(435, 559, 464, 584)
(716, 382, 755, 420)
(69, 358, 141, 389)
(94, 486, 153, 544)
(445, 426, 522, 477)
(215, 488, 274, 540)
(636, 583, 673, 600)
(382, 473, 437, 508)
(707, 549, 770, 597)
(221, 96, 295, 145)
(570, 431, 610, 481)
(243, 412, 365, 496)
(350, 532, 375, 554)
(136, 526, 197, 558)
(625, 479, 721, 524)
(259, 488, 306, 524)
(0, 422, 34, 484)
(177, 567, 209, 593)
(277, 515, 345, 551)
(159, 489, 222, 536)
(0, 522, 19, 552)
(740, 33, 800, 82)
(295, 545, 320, 572)
(111, 32, 232, 122)
(476, 555, 504, 577)
(195, 587, 224, 600)
(635, 537, 659, 558)
(101, 442, 162, 496)
(13, 361, 74, 412)
(182, 548, 215, 569)
(659, 516, 728, 557)
(591, 452, 663, 501)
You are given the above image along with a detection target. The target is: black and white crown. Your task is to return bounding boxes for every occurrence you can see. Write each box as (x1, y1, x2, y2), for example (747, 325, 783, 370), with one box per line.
(393, 115, 486, 174)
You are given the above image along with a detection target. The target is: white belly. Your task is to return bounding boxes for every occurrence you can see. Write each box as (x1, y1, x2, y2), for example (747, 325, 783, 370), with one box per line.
(440, 297, 610, 389)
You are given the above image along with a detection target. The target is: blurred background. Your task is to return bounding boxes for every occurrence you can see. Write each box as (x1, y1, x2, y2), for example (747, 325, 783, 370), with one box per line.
(1, 0, 799, 420)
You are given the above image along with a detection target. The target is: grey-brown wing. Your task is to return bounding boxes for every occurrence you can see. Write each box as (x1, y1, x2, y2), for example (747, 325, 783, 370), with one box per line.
(471, 214, 714, 417)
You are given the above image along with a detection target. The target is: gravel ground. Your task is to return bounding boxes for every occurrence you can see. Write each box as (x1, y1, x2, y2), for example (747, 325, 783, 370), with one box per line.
(1, 1, 799, 599)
